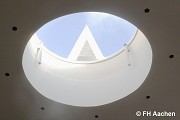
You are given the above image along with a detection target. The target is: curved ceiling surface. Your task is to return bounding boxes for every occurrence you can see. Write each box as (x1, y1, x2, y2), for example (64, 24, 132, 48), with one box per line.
(23, 29, 152, 107)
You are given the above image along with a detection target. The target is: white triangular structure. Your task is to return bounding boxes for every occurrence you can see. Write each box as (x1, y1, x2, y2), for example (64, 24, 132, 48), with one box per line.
(68, 25, 104, 61)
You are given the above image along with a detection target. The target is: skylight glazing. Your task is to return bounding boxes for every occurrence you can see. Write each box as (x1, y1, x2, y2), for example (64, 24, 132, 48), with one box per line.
(36, 12, 137, 62)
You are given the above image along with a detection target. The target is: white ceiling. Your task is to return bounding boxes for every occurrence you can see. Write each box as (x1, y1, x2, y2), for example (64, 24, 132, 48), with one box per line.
(0, 0, 179, 120)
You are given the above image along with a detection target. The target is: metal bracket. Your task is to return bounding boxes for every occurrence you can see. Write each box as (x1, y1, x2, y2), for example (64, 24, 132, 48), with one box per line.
(37, 42, 42, 65)
(124, 44, 131, 66)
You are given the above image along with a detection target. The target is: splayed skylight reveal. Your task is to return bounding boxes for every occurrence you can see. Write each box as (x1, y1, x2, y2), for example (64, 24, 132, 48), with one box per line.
(23, 12, 152, 107)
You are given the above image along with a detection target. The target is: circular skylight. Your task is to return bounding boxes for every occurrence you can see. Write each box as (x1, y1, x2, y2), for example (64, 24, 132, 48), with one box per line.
(22, 12, 152, 107)
(36, 12, 137, 62)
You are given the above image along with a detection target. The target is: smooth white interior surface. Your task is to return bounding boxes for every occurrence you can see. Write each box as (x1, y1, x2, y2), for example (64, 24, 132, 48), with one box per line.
(22, 30, 152, 107)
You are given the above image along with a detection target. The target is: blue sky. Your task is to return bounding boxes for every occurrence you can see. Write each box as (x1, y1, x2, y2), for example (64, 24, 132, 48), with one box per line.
(36, 12, 137, 58)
